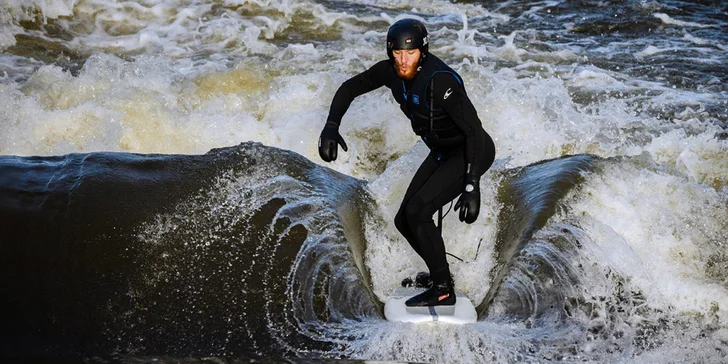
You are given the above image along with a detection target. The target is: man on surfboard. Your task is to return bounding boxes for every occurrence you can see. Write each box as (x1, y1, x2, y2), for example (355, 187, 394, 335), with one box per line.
(318, 19, 496, 307)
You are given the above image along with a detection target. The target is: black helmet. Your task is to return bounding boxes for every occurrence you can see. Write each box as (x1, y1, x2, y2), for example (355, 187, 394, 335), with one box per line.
(386, 19, 429, 60)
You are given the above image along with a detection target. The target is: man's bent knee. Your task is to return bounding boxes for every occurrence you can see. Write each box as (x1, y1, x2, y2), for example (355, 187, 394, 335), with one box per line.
(394, 207, 409, 235)
(404, 196, 436, 224)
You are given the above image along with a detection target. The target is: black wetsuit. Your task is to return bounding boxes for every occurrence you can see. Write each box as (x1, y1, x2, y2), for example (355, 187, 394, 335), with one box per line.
(326, 54, 496, 284)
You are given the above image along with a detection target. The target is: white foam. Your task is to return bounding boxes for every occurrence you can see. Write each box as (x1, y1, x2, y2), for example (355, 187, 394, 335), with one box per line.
(653, 13, 713, 29)
(0, 27, 18, 52)
(369, 0, 492, 18)
(478, 70, 656, 168)
(562, 157, 728, 315)
(634, 45, 679, 59)
(644, 128, 728, 187)
(569, 69, 626, 89)
(0, 53, 262, 155)
(344, 321, 521, 363)
(683, 32, 726, 51)
(492, 31, 529, 63)
(1, 0, 76, 21)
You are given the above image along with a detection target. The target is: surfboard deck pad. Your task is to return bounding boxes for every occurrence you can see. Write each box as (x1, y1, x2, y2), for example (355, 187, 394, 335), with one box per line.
(384, 288, 477, 324)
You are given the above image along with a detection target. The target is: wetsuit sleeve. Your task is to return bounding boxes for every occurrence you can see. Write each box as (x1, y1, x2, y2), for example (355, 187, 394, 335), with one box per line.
(326, 60, 392, 126)
(434, 73, 486, 176)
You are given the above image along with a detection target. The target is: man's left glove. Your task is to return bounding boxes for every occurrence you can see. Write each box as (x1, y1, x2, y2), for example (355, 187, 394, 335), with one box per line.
(455, 175, 480, 224)
(318, 122, 348, 162)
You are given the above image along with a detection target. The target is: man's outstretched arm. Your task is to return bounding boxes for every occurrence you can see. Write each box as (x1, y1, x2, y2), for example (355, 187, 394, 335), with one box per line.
(325, 60, 391, 126)
(320, 60, 391, 162)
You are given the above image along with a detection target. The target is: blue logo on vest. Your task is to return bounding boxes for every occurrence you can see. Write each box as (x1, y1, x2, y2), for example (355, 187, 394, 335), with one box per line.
(412, 94, 420, 104)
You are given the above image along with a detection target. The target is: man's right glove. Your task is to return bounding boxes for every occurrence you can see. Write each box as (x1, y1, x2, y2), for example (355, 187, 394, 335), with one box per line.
(454, 175, 480, 224)
(318, 122, 348, 162)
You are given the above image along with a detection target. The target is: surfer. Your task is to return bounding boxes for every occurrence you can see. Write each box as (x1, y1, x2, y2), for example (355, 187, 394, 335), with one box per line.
(318, 19, 495, 307)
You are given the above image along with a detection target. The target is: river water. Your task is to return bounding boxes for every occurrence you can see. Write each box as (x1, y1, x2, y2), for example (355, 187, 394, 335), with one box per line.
(0, 0, 726, 362)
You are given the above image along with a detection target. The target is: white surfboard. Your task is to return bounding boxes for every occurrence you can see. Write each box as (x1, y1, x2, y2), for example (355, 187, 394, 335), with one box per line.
(384, 288, 477, 324)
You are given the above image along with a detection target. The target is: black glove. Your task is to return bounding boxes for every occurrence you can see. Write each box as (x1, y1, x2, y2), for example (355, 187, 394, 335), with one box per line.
(318, 122, 348, 162)
(454, 175, 480, 224)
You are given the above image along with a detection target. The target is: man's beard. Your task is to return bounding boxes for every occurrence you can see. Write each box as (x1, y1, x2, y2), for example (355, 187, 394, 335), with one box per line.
(395, 61, 418, 80)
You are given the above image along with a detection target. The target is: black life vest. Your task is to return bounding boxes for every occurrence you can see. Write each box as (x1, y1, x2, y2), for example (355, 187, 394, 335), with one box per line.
(394, 54, 464, 140)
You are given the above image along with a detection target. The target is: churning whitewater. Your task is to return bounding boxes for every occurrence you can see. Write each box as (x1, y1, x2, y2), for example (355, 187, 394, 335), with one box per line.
(0, 0, 726, 362)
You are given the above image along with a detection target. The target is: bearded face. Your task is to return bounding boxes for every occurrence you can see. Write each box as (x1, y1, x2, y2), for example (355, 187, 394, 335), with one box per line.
(392, 49, 421, 81)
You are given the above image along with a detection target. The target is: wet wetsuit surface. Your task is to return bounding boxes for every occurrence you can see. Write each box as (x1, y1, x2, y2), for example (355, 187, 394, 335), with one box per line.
(326, 54, 496, 283)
